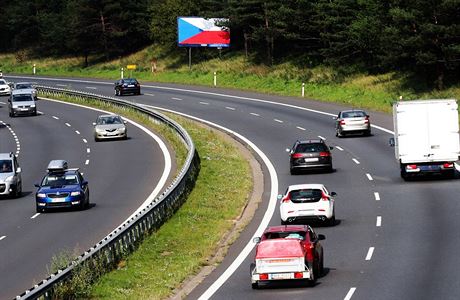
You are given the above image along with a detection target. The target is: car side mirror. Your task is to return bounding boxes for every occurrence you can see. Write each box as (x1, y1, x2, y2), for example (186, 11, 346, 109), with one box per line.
(123, 121, 127, 124)
(16, 167, 21, 173)
(332, 116, 337, 120)
(253, 237, 261, 244)
(389, 137, 395, 147)
(92, 122, 96, 126)
(330, 192, 337, 196)
(329, 146, 334, 150)
(318, 234, 326, 241)
(277, 194, 283, 200)
(34, 183, 40, 188)
(82, 181, 88, 186)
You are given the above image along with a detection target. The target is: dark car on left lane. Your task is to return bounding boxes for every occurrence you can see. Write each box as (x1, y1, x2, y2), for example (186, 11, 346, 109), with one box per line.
(114, 78, 141, 96)
(35, 160, 90, 213)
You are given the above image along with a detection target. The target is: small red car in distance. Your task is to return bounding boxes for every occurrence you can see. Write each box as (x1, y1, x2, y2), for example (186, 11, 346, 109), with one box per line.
(251, 225, 325, 289)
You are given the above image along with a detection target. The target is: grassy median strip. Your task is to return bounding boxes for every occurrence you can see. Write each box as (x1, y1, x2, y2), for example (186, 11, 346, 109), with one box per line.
(40, 92, 252, 298)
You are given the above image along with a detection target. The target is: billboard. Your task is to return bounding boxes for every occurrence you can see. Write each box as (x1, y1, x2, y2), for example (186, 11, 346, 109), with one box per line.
(178, 17, 230, 48)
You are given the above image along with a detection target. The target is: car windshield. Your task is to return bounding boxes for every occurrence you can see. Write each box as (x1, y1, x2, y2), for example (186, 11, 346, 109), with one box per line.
(16, 83, 33, 89)
(342, 111, 366, 118)
(97, 116, 122, 125)
(0, 160, 13, 173)
(290, 189, 323, 201)
(264, 231, 306, 240)
(12, 94, 33, 102)
(42, 173, 79, 186)
(123, 79, 137, 84)
(0, 80, 6, 85)
(296, 143, 327, 153)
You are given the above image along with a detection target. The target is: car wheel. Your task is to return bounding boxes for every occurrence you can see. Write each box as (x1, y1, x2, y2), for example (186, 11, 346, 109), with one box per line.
(319, 252, 324, 276)
(94, 136, 99, 142)
(9, 111, 14, 117)
(327, 213, 335, 226)
(281, 218, 288, 225)
(36, 206, 44, 213)
(290, 168, 297, 175)
(14, 183, 22, 198)
(364, 129, 371, 136)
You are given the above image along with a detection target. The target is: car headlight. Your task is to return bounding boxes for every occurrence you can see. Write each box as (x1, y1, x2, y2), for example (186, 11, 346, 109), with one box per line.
(118, 127, 126, 132)
(95, 128, 104, 133)
(71, 191, 81, 196)
(30, 104, 36, 107)
(37, 193, 46, 198)
(5, 176, 14, 183)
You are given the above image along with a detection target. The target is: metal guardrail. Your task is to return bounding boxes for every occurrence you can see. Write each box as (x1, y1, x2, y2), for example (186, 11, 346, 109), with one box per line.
(15, 87, 200, 299)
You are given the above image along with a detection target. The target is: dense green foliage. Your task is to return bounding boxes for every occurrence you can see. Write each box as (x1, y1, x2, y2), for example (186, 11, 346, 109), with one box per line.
(1, 0, 459, 88)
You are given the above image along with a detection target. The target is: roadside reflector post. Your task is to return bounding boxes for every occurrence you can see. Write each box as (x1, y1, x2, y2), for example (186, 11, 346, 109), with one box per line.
(33, 64, 36, 75)
(214, 71, 217, 87)
(302, 82, 305, 97)
(121, 67, 124, 79)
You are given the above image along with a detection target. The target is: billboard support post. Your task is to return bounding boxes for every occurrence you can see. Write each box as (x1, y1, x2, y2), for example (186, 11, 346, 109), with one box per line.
(189, 47, 192, 70)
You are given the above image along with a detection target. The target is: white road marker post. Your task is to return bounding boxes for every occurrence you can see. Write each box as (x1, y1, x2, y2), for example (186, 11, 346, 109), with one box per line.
(213, 71, 217, 87)
(33, 63, 36, 75)
(302, 82, 305, 97)
(121, 67, 124, 79)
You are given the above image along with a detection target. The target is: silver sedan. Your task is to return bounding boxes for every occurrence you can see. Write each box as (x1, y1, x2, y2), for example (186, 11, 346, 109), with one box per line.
(333, 109, 371, 137)
(93, 114, 128, 141)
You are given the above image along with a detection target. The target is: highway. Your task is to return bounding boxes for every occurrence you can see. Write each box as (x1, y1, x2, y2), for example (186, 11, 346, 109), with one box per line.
(7, 75, 460, 300)
(0, 89, 169, 299)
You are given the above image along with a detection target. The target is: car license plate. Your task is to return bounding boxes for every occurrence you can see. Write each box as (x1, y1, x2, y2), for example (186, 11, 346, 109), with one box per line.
(270, 273, 292, 280)
(106, 132, 118, 136)
(128, 84, 135, 87)
(50, 198, 66, 203)
(304, 158, 318, 162)
(298, 210, 313, 216)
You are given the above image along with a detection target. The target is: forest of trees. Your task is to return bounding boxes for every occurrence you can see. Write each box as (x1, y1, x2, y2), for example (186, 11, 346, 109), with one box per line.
(0, 0, 459, 89)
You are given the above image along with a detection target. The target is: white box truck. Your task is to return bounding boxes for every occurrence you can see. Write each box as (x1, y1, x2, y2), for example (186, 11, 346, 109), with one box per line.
(390, 99, 460, 180)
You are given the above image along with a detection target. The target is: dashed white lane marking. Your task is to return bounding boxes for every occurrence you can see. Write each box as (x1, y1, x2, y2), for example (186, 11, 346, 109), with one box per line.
(336, 146, 344, 151)
(37, 111, 43, 115)
(172, 97, 182, 101)
(52, 116, 59, 120)
(318, 135, 326, 140)
(75, 130, 80, 135)
(374, 192, 380, 201)
(0, 236, 6, 241)
(31, 213, 40, 219)
(86, 148, 90, 153)
(0, 101, 6, 104)
(86, 86, 97, 90)
(250, 113, 260, 117)
(144, 93, 155, 97)
(365, 247, 375, 260)
(225, 106, 235, 110)
(352, 158, 360, 164)
(296, 126, 306, 131)
(274, 119, 284, 123)
(344, 287, 357, 300)
(376, 216, 382, 227)
(366, 173, 373, 181)
(65, 123, 71, 127)
(82, 139, 87, 143)
(199, 101, 209, 105)
(56, 84, 67, 87)
(85, 159, 89, 165)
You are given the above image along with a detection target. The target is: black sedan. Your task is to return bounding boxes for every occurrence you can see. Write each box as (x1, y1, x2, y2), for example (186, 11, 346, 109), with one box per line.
(288, 138, 333, 174)
(114, 78, 141, 96)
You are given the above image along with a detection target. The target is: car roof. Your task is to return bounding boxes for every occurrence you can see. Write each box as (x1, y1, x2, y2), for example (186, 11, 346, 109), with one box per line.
(341, 109, 366, 113)
(287, 183, 325, 190)
(0, 153, 14, 160)
(264, 225, 309, 233)
(11, 89, 34, 95)
(98, 114, 120, 118)
(15, 82, 33, 85)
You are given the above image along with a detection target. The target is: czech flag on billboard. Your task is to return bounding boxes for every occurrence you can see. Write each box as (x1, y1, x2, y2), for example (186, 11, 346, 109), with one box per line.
(178, 17, 230, 48)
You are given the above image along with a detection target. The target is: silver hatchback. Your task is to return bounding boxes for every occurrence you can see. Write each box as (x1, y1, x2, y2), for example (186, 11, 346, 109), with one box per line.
(334, 110, 371, 137)
(93, 114, 128, 141)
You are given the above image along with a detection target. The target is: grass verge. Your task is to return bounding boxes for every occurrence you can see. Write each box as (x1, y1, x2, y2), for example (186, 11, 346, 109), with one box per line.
(39, 91, 253, 299)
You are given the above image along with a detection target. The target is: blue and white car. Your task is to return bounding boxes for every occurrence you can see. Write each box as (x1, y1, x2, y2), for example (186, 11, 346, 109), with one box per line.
(35, 160, 90, 213)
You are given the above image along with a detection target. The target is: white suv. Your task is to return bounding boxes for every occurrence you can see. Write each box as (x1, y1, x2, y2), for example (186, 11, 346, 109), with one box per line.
(0, 152, 22, 198)
(279, 183, 336, 226)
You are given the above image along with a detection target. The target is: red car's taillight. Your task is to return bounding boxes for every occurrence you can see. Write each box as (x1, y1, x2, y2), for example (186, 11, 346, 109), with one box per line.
(306, 243, 315, 262)
(339, 120, 346, 125)
(259, 273, 269, 280)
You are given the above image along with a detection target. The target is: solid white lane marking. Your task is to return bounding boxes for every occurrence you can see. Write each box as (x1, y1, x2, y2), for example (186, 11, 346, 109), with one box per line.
(336, 146, 344, 151)
(85, 159, 89, 165)
(274, 119, 284, 123)
(0, 101, 6, 104)
(83, 139, 87, 143)
(199, 101, 209, 105)
(352, 158, 360, 164)
(31, 213, 40, 219)
(86, 148, 90, 153)
(52, 116, 59, 120)
(318, 135, 326, 140)
(172, 97, 182, 101)
(344, 287, 357, 300)
(0, 236, 5, 241)
(144, 93, 155, 97)
(366, 247, 375, 260)
(75, 130, 80, 135)
(65, 123, 71, 127)
(140, 104, 278, 300)
(296, 126, 306, 131)
(56, 84, 67, 87)
(86, 86, 97, 90)
(366, 173, 373, 181)
(250, 112, 260, 117)
(225, 106, 235, 110)
(374, 192, 380, 201)
(376, 216, 382, 227)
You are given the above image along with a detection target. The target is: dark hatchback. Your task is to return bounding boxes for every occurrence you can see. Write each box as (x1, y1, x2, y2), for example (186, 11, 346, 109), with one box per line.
(114, 78, 141, 96)
(288, 139, 333, 174)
